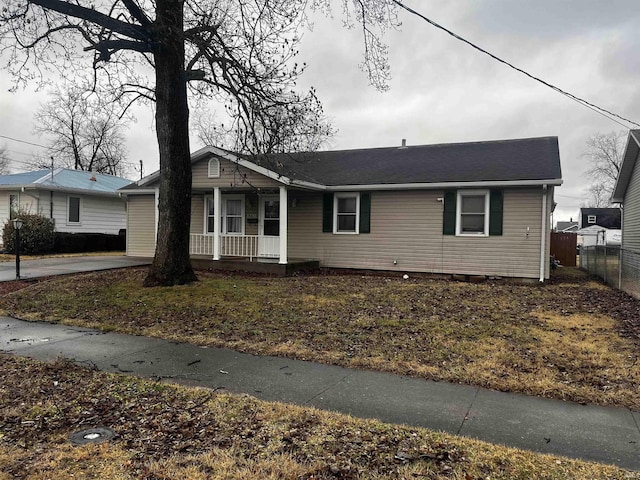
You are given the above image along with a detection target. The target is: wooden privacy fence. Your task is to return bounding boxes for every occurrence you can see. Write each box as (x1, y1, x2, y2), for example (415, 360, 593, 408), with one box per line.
(550, 232, 577, 267)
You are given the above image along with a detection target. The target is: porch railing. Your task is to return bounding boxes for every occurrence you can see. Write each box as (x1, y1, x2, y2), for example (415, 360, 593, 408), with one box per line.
(189, 234, 280, 260)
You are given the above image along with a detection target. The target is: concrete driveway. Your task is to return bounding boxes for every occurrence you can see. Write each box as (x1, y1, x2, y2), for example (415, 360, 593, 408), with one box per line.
(0, 255, 150, 282)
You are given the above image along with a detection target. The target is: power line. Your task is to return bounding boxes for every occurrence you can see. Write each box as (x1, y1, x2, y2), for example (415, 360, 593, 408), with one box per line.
(393, 1, 640, 129)
(0, 134, 49, 149)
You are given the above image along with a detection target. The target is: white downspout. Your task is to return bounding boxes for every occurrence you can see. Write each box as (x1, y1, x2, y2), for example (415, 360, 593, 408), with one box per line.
(539, 184, 548, 282)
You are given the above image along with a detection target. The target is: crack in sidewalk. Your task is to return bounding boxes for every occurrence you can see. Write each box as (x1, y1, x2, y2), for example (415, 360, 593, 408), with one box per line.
(456, 387, 480, 435)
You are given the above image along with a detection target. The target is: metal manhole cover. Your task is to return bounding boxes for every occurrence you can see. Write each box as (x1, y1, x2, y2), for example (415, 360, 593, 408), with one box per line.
(69, 427, 116, 445)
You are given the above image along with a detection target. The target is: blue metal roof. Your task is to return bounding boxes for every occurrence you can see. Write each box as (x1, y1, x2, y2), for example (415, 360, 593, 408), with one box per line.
(0, 170, 51, 186)
(0, 168, 132, 194)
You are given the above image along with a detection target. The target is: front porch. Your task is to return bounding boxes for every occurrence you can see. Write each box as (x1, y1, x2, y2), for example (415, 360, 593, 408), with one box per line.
(190, 255, 320, 276)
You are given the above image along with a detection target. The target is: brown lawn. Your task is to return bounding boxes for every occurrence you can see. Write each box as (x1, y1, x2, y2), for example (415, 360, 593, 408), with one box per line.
(1, 267, 639, 409)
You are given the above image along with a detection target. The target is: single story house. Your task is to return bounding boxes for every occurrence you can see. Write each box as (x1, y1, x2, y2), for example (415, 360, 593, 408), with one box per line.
(579, 208, 621, 229)
(555, 220, 578, 233)
(0, 168, 132, 245)
(121, 136, 562, 281)
(612, 130, 640, 254)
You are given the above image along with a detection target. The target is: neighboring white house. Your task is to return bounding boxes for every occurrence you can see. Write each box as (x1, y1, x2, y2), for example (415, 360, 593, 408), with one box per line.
(0, 168, 132, 244)
(576, 225, 621, 247)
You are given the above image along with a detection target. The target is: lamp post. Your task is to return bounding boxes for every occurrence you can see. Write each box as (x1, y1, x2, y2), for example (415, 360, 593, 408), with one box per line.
(13, 218, 23, 280)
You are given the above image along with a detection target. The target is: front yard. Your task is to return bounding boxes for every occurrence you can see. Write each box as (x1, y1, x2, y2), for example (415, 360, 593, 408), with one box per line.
(0, 355, 636, 479)
(1, 267, 639, 410)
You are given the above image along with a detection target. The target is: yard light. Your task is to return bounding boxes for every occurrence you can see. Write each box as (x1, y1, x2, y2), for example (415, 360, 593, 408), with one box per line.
(13, 218, 23, 280)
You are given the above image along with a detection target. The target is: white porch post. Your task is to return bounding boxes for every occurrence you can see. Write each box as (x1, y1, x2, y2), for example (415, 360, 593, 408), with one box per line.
(213, 187, 221, 260)
(279, 186, 288, 264)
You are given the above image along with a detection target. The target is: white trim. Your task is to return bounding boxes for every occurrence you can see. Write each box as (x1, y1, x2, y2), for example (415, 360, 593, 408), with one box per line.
(192, 146, 291, 185)
(455, 190, 490, 236)
(329, 179, 562, 191)
(66, 195, 82, 225)
(539, 185, 548, 282)
(203, 195, 216, 235)
(213, 187, 221, 260)
(279, 186, 288, 264)
(333, 192, 360, 234)
(207, 158, 221, 178)
(587, 215, 596, 224)
(290, 179, 327, 190)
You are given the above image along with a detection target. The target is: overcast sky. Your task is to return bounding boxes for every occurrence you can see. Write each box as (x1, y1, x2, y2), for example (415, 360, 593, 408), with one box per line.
(1, 0, 638, 223)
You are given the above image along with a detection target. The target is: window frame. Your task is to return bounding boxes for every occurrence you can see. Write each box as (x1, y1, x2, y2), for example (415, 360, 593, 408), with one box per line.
(203, 195, 216, 235)
(208, 158, 221, 178)
(587, 215, 596, 224)
(455, 189, 490, 237)
(333, 192, 360, 234)
(222, 195, 245, 235)
(67, 195, 81, 225)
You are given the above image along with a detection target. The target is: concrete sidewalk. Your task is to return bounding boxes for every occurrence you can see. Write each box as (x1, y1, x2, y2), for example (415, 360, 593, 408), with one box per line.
(1, 316, 638, 470)
(0, 256, 150, 282)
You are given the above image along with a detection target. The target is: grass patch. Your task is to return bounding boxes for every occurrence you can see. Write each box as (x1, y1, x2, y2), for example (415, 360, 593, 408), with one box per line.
(1, 268, 639, 409)
(0, 355, 636, 479)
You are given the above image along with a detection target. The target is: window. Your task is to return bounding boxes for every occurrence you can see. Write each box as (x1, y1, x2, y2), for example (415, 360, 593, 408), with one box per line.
(587, 215, 596, 224)
(208, 159, 220, 178)
(456, 190, 489, 236)
(205, 196, 215, 234)
(334, 193, 359, 234)
(68, 196, 81, 224)
(9, 194, 18, 220)
(224, 197, 244, 234)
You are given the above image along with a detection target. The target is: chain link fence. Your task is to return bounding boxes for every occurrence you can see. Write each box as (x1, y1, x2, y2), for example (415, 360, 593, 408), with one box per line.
(579, 246, 640, 299)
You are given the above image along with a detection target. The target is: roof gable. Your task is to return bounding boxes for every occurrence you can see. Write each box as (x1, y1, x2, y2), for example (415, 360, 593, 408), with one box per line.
(611, 130, 640, 203)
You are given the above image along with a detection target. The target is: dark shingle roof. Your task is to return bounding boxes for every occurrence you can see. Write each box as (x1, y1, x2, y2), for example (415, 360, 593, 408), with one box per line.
(265, 136, 562, 186)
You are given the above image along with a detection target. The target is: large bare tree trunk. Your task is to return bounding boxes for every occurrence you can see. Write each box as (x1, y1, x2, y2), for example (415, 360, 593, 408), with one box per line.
(144, 0, 197, 286)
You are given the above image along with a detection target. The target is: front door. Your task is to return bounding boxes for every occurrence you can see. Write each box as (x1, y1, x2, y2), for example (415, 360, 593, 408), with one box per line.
(258, 196, 280, 257)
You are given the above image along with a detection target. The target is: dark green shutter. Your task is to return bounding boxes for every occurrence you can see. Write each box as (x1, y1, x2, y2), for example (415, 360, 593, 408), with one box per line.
(359, 192, 371, 233)
(489, 189, 503, 236)
(443, 190, 456, 235)
(322, 193, 334, 232)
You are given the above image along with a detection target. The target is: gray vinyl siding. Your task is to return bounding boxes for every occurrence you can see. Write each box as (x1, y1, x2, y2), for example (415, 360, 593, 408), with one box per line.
(127, 195, 156, 257)
(192, 158, 283, 189)
(622, 151, 640, 252)
(191, 195, 205, 235)
(288, 188, 545, 279)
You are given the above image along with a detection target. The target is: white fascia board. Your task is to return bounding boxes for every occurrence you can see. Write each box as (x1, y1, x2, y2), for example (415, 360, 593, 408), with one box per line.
(141, 146, 292, 188)
(289, 179, 326, 190)
(118, 188, 157, 195)
(611, 133, 640, 203)
(326, 178, 563, 191)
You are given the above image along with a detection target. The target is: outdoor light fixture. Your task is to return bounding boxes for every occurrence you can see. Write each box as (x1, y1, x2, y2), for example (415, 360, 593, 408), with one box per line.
(69, 427, 116, 445)
(12, 218, 23, 280)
